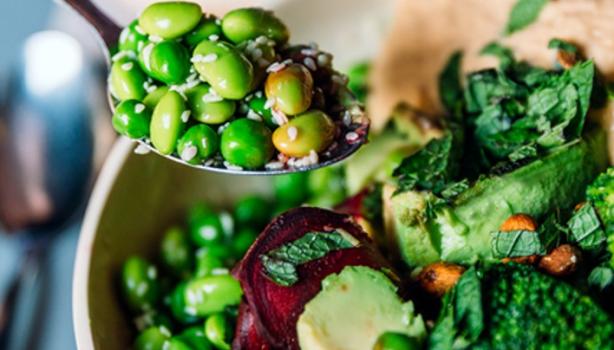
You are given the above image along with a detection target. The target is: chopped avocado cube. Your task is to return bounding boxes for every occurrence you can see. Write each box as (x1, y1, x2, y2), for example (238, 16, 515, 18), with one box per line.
(297, 266, 426, 350)
(388, 128, 608, 267)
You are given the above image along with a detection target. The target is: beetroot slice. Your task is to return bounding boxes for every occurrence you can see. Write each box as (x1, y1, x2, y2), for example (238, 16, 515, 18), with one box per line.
(234, 207, 391, 349)
(232, 302, 270, 350)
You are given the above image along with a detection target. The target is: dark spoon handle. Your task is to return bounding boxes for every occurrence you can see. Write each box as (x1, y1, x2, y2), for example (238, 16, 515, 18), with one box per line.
(59, 0, 121, 52)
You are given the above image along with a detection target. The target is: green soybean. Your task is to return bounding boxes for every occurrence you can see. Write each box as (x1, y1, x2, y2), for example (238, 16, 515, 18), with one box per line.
(204, 313, 233, 350)
(221, 8, 289, 45)
(177, 124, 219, 164)
(185, 84, 236, 124)
(167, 282, 199, 324)
(373, 332, 421, 350)
(143, 86, 169, 110)
(134, 326, 171, 350)
(248, 95, 276, 128)
(139, 1, 202, 39)
(272, 109, 336, 157)
(220, 119, 274, 169)
(139, 41, 190, 84)
(109, 59, 147, 101)
(195, 249, 225, 277)
(118, 20, 148, 54)
(185, 16, 223, 47)
(273, 172, 309, 206)
(177, 327, 212, 350)
(232, 228, 258, 258)
(160, 226, 193, 277)
(184, 274, 242, 316)
(121, 257, 161, 312)
(265, 63, 313, 116)
(112, 99, 151, 139)
(134, 310, 173, 331)
(238, 39, 277, 88)
(233, 196, 270, 228)
(189, 212, 224, 247)
(166, 338, 192, 350)
(150, 91, 187, 155)
(193, 41, 254, 100)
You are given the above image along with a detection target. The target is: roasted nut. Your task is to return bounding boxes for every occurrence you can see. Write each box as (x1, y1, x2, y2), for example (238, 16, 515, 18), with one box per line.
(500, 214, 538, 232)
(574, 202, 586, 211)
(539, 244, 581, 277)
(556, 50, 577, 69)
(502, 255, 539, 265)
(417, 263, 465, 297)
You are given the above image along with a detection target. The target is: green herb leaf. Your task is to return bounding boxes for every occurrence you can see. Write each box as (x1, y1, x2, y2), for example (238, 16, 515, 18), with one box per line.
(491, 230, 546, 258)
(439, 51, 464, 114)
(361, 184, 383, 226)
(440, 179, 469, 200)
(428, 291, 456, 350)
(261, 231, 356, 286)
(538, 211, 567, 251)
(548, 38, 579, 54)
(567, 204, 606, 250)
(480, 42, 515, 69)
(588, 266, 614, 291)
(508, 144, 537, 162)
(504, 0, 549, 36)
(453, 268, 483, 342)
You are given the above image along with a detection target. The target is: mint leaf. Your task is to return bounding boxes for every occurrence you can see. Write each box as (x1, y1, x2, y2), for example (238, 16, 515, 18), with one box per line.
(588, 266, 614, 291)
(480, 42, 515, 69)
(491, 230, 546, 258)
(538, 212, 567, 251)
(453, 268, 483, 342)
(548, 38, 579, 54)
(439, 51, 464, 114)
(504, 0, 549, 35)
(440, 179, 469, 200)
(261, 231, 356, 286)
(508, 144, 537, 162)
(568, 204, 606, 250)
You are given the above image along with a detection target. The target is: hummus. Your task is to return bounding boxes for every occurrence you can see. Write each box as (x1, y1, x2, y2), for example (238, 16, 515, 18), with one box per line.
(369, 0, 614, 161)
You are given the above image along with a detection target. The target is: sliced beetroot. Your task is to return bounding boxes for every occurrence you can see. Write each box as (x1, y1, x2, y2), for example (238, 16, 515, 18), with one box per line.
(232, 302, 270, 350)
(234, 207, 391, 349)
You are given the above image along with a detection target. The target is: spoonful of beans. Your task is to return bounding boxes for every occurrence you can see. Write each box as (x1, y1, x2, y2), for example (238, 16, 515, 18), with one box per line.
(63, 0, 368, 175)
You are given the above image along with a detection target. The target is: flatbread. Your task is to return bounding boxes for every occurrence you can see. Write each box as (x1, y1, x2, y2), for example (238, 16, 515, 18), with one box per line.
(368, 0, 614, 161)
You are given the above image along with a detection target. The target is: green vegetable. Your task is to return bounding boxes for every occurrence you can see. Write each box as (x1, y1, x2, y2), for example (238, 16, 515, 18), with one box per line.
(232, 228, 258, 258)
(272, 110, 336, 158)
(160, 226, 193, 277)
(233, 196, 270, 229)
(143, 86, 169, 110)
(221, 8, 289, 45)
(134, 326, 171, 350)
(138, 1, 202, 39)
(184, 274, 243, 316)
(504, 0, 549, 35)
(204, 313, 233, 350)
(220, 119, 274, 169)
(176, 124, 219, 164)
(265, 63, 313, 116)
(185, 15, 223, 48)
(112, 100, 151, 139)
(118, 20, 148, 54)
(189, 212, 225, 247)
(548, 38, 579, 54)
(429, 264, 614, 349)
(195, 248, 225, 278)
(139, 41, 190, 85)
(261, 231, 357, 286)
(185, 84, 236, 125)
(438, 51, 463, 114)
(273, 172, 310, 206)
(587, 167, 614, 267)
(109, 58, 147, 101)
(121, 257, 161, 312)
(176, 327, 212, 350)
(373, 332, 421, 350)
(567, 204, 606, 250)
(491, 230, 545, 258)
(150, 91, 187, 155)
(248, 95, 277, 128)
(167, 282, 199, 324)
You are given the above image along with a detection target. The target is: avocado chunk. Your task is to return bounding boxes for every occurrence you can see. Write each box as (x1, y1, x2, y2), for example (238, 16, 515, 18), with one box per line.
(388, 128, 608, 267)
(296, 266, 426, 350)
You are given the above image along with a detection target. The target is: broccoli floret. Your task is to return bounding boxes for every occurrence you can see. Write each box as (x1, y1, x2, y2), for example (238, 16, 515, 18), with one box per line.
(430, 264, 614, 350)
(587, 167, 614, 264)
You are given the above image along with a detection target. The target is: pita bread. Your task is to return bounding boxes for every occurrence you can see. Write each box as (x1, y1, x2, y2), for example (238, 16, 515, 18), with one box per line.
(368, 0, 614, 162)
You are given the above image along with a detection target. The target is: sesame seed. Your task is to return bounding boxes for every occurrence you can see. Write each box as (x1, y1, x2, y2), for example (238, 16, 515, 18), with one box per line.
(345, 132, 359, 142)
(145, 84, 158, 93)
(287, 126, 298, 141)
(303, 57, 317, 71)
(208, 34, 219, 41)
(342, 111, 352, 126)
(224, 161, 243, 171)
(134, 144, 151, 155)
(191, 55, 205, 63)
(121, 62, 134, 71)
(202, 91, 223, 103)
(134, 25, 146, 35)
(181, 110, 191, 123)
(136, 282, 148, 296)
(317, 53, 332, 67)
(202, 53, 218, 63)
(148, 35, 162, 43)
(211, 268, 230, 275)
(308, 41, 319, 50)
(215, 19, 221, 25)
(247, 109, 263, 121)
(265, 161, 284, 170)
(264, 97, 276, 109)
(272, 109, 288, 125)
(112, 51, 135, 62)
(301, 48, 318, 56)
(147, 266, 157, 279)
(142, 43, 154, 70)
(135, 103, 146, 114)
(266, 62, 286, 73)
(255, 91, 263, 98)
(219, 211, 234, 235)
(332, 74, 349, 86)
(217, 123, 230, 134)
(256, 36, 269, 45)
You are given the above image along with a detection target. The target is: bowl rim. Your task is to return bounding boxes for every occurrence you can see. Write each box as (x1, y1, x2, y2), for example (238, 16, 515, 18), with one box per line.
(72, 137, 134, 350)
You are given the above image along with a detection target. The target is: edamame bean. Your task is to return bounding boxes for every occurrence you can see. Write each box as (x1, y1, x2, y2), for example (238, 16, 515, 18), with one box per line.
(139, 41, 190, 84)
(177, 124, 219, 164)
(134, 310, 173, 331)
(273, 172, 309, 206)
(373, 332, 421, 350)
(248, 95, 276, 128)
(233, 196, 270, 228)
(161, 226, 193, 277)
(307, 166, 347, 208)
(239, 39, 277, 87)
(204, 313, 233, 350)
(192, 41, 254, 100)
(109, 58, 147, 101)
(232, 228, 258, 258)
(118, 20, 148, 54)
(185, 84, 236, 124)
(272, 109, 336, 157)
(195, 248, 224, 277)
(196, 244, 233, 264)
(188, 203, 215, 227)
(265, 63, 313, 115)
(112, 100, 151, 139)
(135, 326, 171, 350)
(220, 119, 274, 169)
(168, 282, 200, 324)
(221, 8, 289, 45)
(139, 1, 202, 39)
(166, 338, 193, 350)
(185, 16, 223, 48)
(184, 274, 242, 316)
(177, 327, 213, 350)
(190, 212, 224, 247)
(143, 86, 170, 110)
(122, 257, 161, 312)
(150, 91, 187, 155)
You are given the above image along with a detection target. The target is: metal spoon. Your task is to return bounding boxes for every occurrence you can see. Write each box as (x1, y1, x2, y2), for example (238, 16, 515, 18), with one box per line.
(61, 0, 369, 175)
(0, 30, 95, 349)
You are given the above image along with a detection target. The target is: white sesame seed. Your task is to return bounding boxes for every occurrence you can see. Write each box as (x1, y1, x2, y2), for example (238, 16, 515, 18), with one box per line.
(112, 51, 135, 62)
(145, 84, 158, 93)
(134, 144, 151, 154)
(142, 43, 154, 70)
(257, 58, 270, 68)
(317, 53, 332, 67)
(135, 103, 146, 114)
(287, 126, 298, 141)
(136, 282, 148, 296)
(181, 110, 191, 123)
(255, 91, 263, 98)
(301, 48, 318, 56)
(134, 25, 146, 35)
(247, 109, 263, 121)
(264, 97, 276, 109)
(208, 34, 219, 41)
(202, 91, 223, 103)
(224, 161, 243, 171)
(215, 19, 221, 25)
(220, 211, 234, 236)
(211, 268, 230, 275)
(266, 62, 286, 73)
(345, 131, 359, 142)
(121, 62, 134, 71)
(332, 74, 349, 86)
(256, 36, 269, 45)
(282, 58, 293, 65)
(272, 109, 288, 125)
(217, 123, 230, 134)
(303, 57, 317, 71)
(147, 266, 157, 279)
(191, 54, 205, 63)
(342, 111, 352, 126)
(308, 41, 319, 50)
(162, 341, 171, 350)
(265, 161, 284, 170)
(148, 35, 163, 43)
(202, 53, 218, 63)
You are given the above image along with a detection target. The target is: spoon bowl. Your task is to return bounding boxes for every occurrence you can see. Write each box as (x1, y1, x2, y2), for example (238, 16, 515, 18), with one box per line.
(62, 0, 368, 175)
